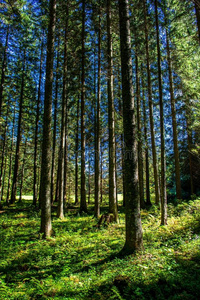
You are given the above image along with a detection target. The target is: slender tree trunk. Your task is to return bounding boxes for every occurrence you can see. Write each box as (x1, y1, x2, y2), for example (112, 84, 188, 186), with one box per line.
(88, 158, 91, 204)
(10, 51, 26, 204)
(0, 110, 8, 205)
(75, 97, 79, 205)
(185, 98, 194, 195)
(94, 3, 101, 218)
(107, 0, 118, 222)
(51, 39, 60, 205)
(6, 107, 16, 204)
(57, 3, 68, 219)
(39, 0, 56, 238)
(141, 72, 151, 205)
(143, 0, 160, 205)
(119, 0, 143, 253)
(33, 37, 43, 206)
(0, 27, 9, 117)
(100, 144, 103, 203)
(155, 0, 167, 225)
(80, 0, 87, 213)
(165, 24, 182, 200)
(135, 52, 145, 209)
(0, 116, 9, 207)
(19, 139, 27, 203)
(1, 154, 7, 203)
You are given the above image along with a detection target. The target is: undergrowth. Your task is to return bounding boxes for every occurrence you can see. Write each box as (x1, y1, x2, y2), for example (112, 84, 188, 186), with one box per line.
(0, 198, 200, 299)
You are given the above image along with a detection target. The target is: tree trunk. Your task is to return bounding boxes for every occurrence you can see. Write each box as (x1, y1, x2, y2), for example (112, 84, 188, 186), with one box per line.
(155, 0, 167, 225)
(0, 108, 8, 204)
(107, 0, 118, 223)
(143, 0, 160, 205)
(10, 50, 26, 204)
(0, 27, 9, 117)
(94, 3, 101, 218)
(51, 39, 60, 205)
(135, 51, 145, 209)
(80, 0, 87, 213)
(165, 22, 182, 200)
(33, 37, 44, 206)
(75, 97, 79, 205)
(57, 3, 68, 219)
(141, 71, 151, 205)
(19, 139, 27, 203)
(39, 0, 56, 238)
(6, 107, 16, 204)
(119, 0, 143, 253)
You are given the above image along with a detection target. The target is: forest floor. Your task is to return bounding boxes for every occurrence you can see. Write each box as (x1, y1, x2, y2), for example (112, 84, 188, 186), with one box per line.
(0, 198, 200, 300)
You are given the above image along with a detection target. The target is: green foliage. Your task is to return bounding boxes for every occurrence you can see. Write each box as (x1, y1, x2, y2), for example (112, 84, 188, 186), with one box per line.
(0, 199, 200, 299)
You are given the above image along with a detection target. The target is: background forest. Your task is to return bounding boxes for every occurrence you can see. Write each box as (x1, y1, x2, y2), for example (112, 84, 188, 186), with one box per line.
(0, 0, 200, 299)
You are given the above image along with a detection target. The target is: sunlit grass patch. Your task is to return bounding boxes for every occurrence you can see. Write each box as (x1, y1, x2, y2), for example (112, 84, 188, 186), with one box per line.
(0, 198, 200, 299)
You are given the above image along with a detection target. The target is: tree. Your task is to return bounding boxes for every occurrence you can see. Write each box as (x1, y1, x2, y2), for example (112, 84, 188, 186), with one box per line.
(119, 0, 143, 253)
(107, 0, 118, 223)
(94, 2, 101, 218)
(39, 0, 57, 238)
(57, 1, 69, 219)
(143, 0, 160, 206)
(155, 0, 167, 225)
(10, 50, 26, 204)
(80, 0, 87, 214)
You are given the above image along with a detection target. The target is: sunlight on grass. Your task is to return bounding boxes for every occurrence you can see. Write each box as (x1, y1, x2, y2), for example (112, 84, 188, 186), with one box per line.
(0, 199, 200, 299)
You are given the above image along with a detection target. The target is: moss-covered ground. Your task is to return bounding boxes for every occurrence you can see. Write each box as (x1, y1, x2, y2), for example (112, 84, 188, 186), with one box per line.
(0, 198, 200, 299)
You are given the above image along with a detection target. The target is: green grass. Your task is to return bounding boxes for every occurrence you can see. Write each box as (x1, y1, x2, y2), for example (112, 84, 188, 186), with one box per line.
(0, 199, 200, 299)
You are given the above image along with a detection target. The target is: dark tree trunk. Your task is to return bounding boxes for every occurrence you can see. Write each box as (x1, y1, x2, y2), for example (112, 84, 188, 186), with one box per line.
(80, 0, 87, 213)
(94, 3, 101, 218)
(165, 22, 182, 200)
(57, 2, 68, 219)
(135, 52, 145, 209)
(141, 72, 151, 206)
(19, 139, 27, 203)
(51, 39, 60, 205)
(75, 97, 79, 205)
(155, 0, 167, 225)
(143, 0, 160, 205)
(107, 0, 118, 223)
(0, 111, 8, 204)
(119, 0, 143, 253)
(33, 37, 44, 206)
(6, 107, 16, 204)
(0, 27, 9, 117)
(100, 144, 103, 203)
(10, 51, 26, 204)
(39, 0, 56, 238)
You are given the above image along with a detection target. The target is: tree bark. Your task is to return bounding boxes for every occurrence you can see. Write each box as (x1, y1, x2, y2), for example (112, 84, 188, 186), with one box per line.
(6, 107, 16, 204)
(39, 0, 56, 238)
(10, 50, 26, 204)
(94, 3, 101, 218)
(155, 0, 167, 225)
(143, 0, 160, 205)
(135, 52, 145, 209)
(0, 27, 9, 117)
(75, 97, 79, 205)
(141, 71, 151, 206)
(19, 139, 27, 203)
(80, 0, 87, 213)
(33, 37, 44, 206)
(165, 21, 182, 200)
(57, 2, 68, 219)
(119, 0, 143, 253)
(107, 0, 118, 223)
